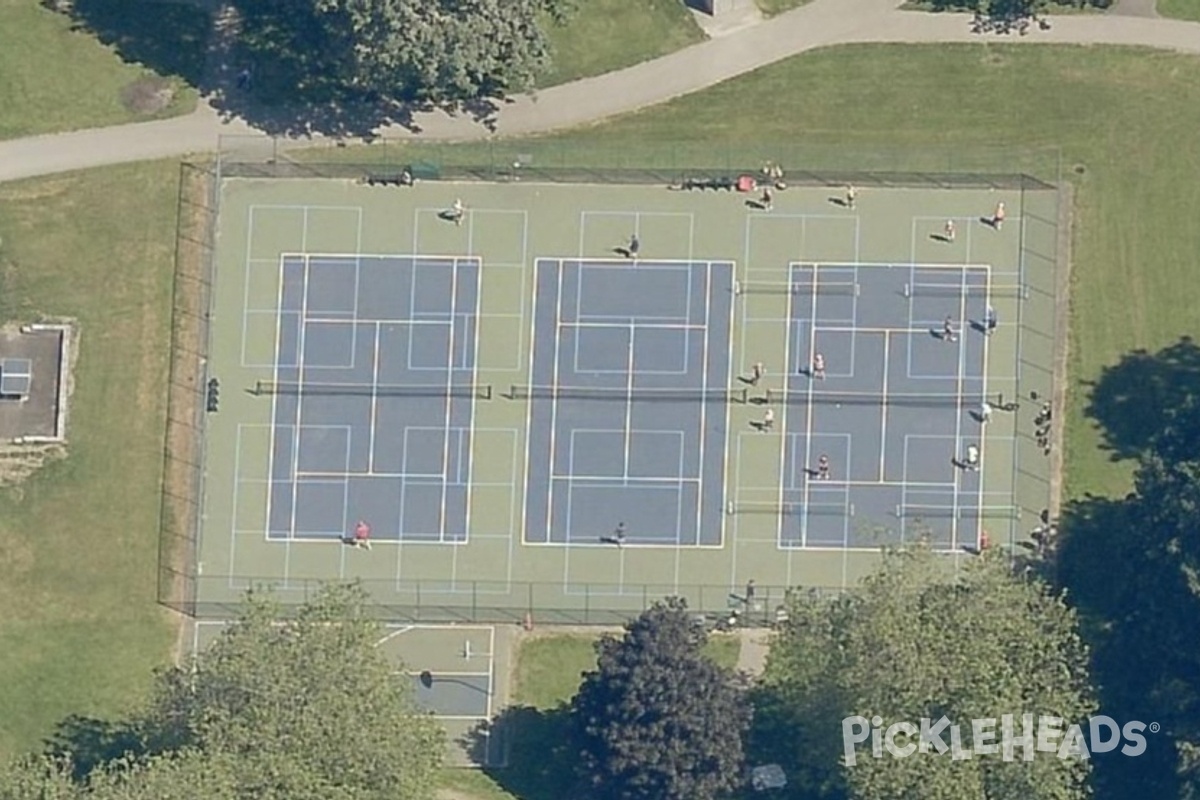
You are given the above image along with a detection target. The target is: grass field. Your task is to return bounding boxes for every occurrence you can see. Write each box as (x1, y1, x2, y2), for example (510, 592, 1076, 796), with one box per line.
(0, 0, 203, 140)
(5, 41, 1200, 787)
(515, 633, 742, 708)
(0, 161, 179, 757)
(539, 0, 706, 87)
(1157, 0, 1200, 21)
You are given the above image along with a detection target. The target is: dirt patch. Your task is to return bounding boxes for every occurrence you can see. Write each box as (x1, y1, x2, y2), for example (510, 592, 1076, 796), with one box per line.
(120, 76, 178, 114)
(159, 163, 216, 639)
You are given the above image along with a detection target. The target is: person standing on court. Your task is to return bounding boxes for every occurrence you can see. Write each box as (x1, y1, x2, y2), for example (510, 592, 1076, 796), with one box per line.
(845, 184, 857, 209)
(965, 444, 980, 471)
(351, 520, 372, 550)
(451, 198, 465, 226)
(992, 201, 1006, 230)
(979, 400, 993, 424)
(812, 353, 826, 380)
(745, 579, 756, 607)
(944, 219, 956, 242)
(761, 187, 773, 211)
(816, 454, 831, 480)
(985, 305, 997, 336)
(749, 361, 765, 386)
(942, 316, 957, 343)
(627, 233, 640, 259)
(614, 522, 627, 547)
(761, 407, 775, 432)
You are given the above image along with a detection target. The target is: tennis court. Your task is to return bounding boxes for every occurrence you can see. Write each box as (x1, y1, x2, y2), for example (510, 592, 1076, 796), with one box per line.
(192, 173, 1061, 621)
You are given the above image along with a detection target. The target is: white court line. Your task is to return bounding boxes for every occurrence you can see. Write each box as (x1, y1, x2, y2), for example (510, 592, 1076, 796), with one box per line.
(437, 261, 462, 540)
(225, 425, 246, 583)
(879, 331, 890, 481)
(518, 261, 544, 546)
(798, 269, 820, 549)
(695, 261, 712, 553)
(368, 323, 381, 472)
(561, 320, 708, 331)
(546, 261, 568, 544)
(949, 267, 971, 550)
(464, 257, 484, 551)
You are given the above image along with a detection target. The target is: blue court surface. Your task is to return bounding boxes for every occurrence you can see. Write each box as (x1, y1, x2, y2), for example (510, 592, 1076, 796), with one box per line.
(754, 262, 1009, 550)
(265, 255, 483, 543)
(522, 259, 736, 547)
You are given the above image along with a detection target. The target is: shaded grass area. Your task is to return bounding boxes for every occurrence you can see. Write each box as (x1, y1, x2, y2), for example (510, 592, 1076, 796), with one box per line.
(0, 0, 202, 139)
(0, 162, 179, 757)
(1157, 0, 1200, 21)
(538, 0, 706, 87)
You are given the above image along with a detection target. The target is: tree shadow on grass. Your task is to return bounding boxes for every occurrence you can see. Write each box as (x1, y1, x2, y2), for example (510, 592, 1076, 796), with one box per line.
(1055, 493, 1195, 800)
(1083, 336, 1200, 462)
(46, 0, 211, 86)
(42, 715, 147, 781)
(43, 0, 507, 138)
(466, 705, 581, 800)
(1056, 337, 1200, 799)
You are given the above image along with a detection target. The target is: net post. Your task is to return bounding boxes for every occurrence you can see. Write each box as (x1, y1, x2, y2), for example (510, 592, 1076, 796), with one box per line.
(849, 503, 855, 516)
(726, 500, 735, 515)
(733, 279, 742, 296)
(854, 283, 861, 297)
(902, 283, 911, 298)
(737, 386, 748, 404)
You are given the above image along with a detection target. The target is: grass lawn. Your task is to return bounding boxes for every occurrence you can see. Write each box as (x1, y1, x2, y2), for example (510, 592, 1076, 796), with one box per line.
(0, 161, 180, 757)
(0, 0, 204, 140)
(1157, 0, 1200, 21)
(538, 0, 706, 87)
(514, 632, 743, 708)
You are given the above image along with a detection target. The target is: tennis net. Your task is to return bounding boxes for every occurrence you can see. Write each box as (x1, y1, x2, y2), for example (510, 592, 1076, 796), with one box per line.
(253, 380, 493, 399)
(509, 385, 748, 403)
(894, 505, 1019, 519)
(762, 389, 975, 407)
(734, 280, 859, 297)
(726, 500, 852, 517)
(903, 283, 1028, 299)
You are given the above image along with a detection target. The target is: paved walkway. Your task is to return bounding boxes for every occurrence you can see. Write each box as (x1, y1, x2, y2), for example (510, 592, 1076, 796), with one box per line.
(2, 0, 1199, 183)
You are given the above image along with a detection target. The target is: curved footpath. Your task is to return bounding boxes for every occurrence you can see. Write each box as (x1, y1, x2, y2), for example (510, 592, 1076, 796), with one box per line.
(1, 0, 1198, 183)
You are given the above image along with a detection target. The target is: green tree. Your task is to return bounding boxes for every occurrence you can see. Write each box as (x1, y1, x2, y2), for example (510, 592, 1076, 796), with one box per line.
(760, 546, 1097, 800)
(570, 598, 751, 800)
(235, 0, 576, 106)
(142, 584, 443, 800)
(0, 756, 78, 800)
(83, 751, 239, 800)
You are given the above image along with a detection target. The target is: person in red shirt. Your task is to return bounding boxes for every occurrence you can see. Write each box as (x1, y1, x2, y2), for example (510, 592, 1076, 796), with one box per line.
(352, 520, 372, 550)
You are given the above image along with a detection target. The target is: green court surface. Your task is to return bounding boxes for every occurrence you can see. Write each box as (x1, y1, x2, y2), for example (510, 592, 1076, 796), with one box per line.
(194, 174, 1060, 623)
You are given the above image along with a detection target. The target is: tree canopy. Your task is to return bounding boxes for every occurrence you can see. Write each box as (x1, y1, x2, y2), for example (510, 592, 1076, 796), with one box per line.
(758, 546, 1097, 800)
(570, 598, 751, 800)
(3, 584, 443, 800)
(234, 0, 577, 107)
